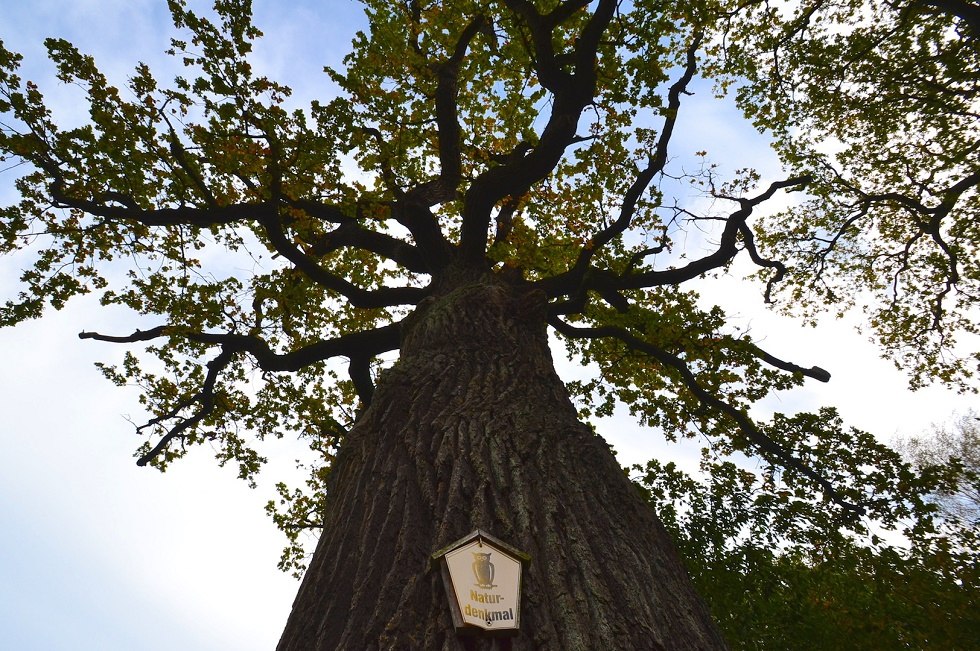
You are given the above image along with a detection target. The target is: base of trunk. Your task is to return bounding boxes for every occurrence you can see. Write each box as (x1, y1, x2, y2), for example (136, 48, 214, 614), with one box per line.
(277, 281, 726, 650)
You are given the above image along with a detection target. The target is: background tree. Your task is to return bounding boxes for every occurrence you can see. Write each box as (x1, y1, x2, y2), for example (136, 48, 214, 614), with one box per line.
(0, 0, 976, 648)
(896, 411, 980, 524)
(638, 409, 980, 650)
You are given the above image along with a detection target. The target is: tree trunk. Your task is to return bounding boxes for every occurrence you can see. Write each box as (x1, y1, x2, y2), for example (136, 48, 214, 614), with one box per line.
(277, 278, 727, 650)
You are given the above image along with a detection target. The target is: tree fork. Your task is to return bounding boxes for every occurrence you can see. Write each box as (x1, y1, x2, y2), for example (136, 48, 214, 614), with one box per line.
(277, 279, 726, 650)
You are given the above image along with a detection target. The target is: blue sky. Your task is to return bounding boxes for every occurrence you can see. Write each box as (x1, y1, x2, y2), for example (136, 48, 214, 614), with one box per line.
(0, 2, 971, 650)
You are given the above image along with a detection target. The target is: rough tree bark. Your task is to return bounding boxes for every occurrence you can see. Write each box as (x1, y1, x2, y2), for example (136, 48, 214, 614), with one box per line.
(277, 276, 727, 650)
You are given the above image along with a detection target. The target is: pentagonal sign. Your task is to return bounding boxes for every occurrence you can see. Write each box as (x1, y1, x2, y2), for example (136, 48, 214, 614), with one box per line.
(432, 530, 529, 634)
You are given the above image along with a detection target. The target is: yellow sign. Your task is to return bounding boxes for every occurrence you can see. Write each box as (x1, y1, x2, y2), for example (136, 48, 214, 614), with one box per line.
(432, 530, 528, 634)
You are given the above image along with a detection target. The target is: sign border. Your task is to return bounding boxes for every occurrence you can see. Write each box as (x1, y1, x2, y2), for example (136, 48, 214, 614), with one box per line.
(431, 529, 530, 637)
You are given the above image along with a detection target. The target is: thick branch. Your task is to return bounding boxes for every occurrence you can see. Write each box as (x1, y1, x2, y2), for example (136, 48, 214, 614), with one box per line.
(393, 200, 454, 269)
(54, 174, 434, 278)
(460, 0, 617, 264)
(79, 325, 169, 343)
(79, 323, 401, 374)
(538, 175, 810, 301)
(746, 341, 831, 382)
(52, 185, 271, 228)
(259, 210, 428, 308)
(132, 347, 233, 467)
(825, 168, 979, 323)
(737, 221, 787, 303)
(559, 30, 704, 291)
(550, 317, 860, 513)
(164, 119, 218, 207)
(375, 18, 490, 268)
(915, 0, 980, 34)
(616, 176, 810, 290)
(432, 15, 486, 196)
(348, 355, 375, 406)
(80, 322, 402, 465)
(502, 0, 582, 91)
(397, 17, 483, 209)
(306, 219, 429, 274)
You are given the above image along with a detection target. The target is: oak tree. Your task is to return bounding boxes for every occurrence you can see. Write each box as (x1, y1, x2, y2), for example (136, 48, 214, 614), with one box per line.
(1, 0, 976, 648)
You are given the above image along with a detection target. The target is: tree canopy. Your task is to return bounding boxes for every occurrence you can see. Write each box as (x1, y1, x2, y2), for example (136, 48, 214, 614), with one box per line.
(1, 0, 977, 630)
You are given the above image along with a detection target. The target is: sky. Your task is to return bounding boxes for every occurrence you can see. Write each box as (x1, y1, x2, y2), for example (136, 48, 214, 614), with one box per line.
(0, 2, 973, 650)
